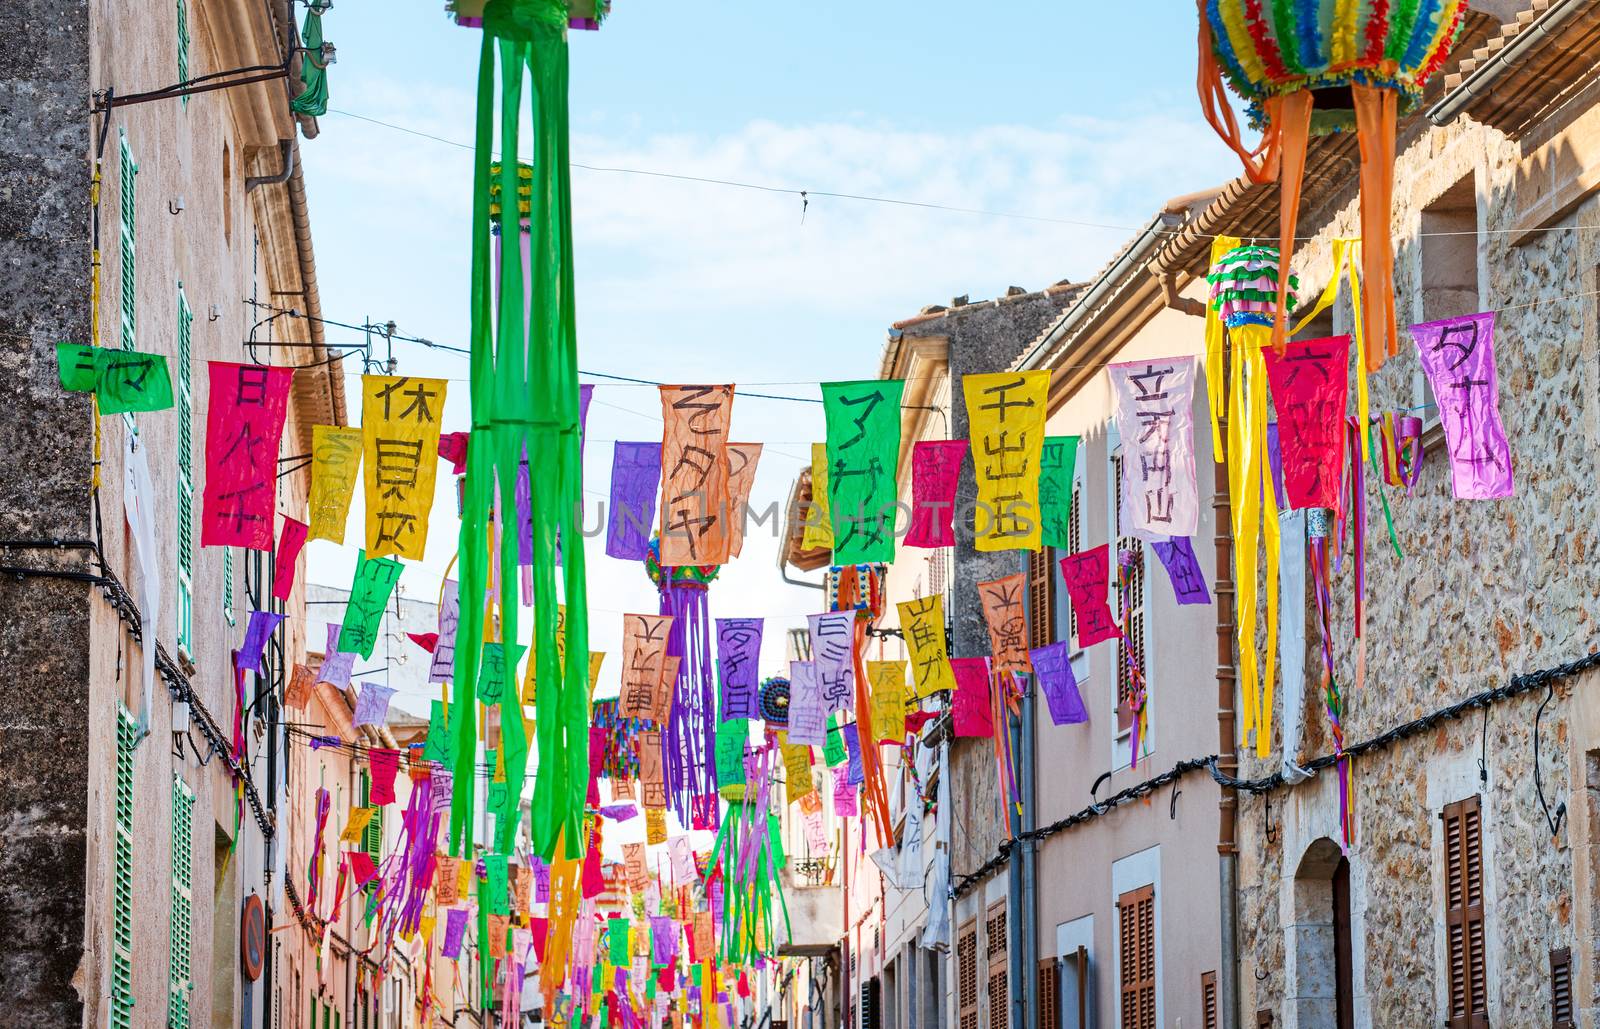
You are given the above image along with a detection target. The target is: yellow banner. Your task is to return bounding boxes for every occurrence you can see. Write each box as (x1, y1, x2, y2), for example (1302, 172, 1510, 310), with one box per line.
(361, 375, 448, 561)
(866, 660, 908, 744)
(962, 369, 1049, 551)
(800, 442, 834, 551)
(308, 425, 363, 543)
(897, 595, 957, 697)
(783, 735, 815, 805)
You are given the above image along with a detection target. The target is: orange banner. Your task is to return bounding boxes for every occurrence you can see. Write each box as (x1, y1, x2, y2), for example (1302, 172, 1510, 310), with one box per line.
(658, 385, 734, 565)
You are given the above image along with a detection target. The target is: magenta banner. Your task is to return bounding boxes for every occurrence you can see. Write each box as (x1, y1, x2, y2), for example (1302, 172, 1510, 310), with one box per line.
(1058, 545, 1120, 647)
(1410, 312, 1514, 499)
(904, 440, 968, 549)
(950, 657, 994, 738)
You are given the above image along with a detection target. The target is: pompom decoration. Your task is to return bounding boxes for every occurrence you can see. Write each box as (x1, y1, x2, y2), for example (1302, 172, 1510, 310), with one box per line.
(1196, 0, 1470, 372)
(1206, 244, 1299, 329)
(644, 535, 720, 587)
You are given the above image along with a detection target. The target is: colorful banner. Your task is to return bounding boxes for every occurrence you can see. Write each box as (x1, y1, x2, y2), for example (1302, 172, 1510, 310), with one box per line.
(1410, 312, 1514, 499)
(724, 443, 763, 559)
(640, 730, 667, 809)
(866, 660, 907, 744)
(606, 442, 662, 561)
(201, 362, 294, 549)
(897, 595, 956, 696)
(807, 611, 856, 713)
(429, 579, 460, 683)
(714, 618, 763, 722)
(338, 549, 403, 658)
(1150, 537, 1212, 605)
(56, 344, 174, 413)
(354, 681, 396, 727)
(783, 739, 815, 804)
(950, 658, 994, 738)
(658, 385, 734, 565)
(308, 425, 363, 543)
(787, 661, 827, 747)
(317, 622, 356, 688)
(978, 573, 1032, 678)
(714, 721, 747, 788)
(822, 379, 905, 564)
(362, 375, 447, 560)
(1039, 436, 1079, 549)
(271, 517, 309, 602)
(801, 442, 834, 552)
(285, 663, 316, 709)
(1260, 334, 1350, 510)
(905, 440, 967, 549)
(1029, 641, 1087, 726)
(962, 370, 1049, 551)
(1108, 358, 1198, 539)
(1058, 546, 1119, 647)
(620, 614, 675, 723)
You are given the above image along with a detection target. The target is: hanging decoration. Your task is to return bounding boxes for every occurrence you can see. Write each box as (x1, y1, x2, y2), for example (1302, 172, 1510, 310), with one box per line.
(1196, 0, 1469, 367)
(646, 536, 721, 830)
(201, 362, 294, 550)
(905, 439, 967, 549)
(1410, 311, 1514, 500)
(962, 370, 1050, 551)
(821, 379, 905, 564)
(1108, 358, 1198, 538)
(362, 375, 448, 561)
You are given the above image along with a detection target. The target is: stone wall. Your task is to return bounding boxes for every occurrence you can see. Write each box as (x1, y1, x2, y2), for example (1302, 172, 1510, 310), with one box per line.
(1237, 100, 1600, 1027)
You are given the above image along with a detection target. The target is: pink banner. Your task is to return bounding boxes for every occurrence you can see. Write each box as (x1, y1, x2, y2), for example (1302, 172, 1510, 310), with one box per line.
(905, 440, 968, 549)
(202, 363, 294, 549)
(1058, 546, 1119, 648)
(272, 516, 309, 601)
(1410, 312, 1514, 499)
(950, 657, 994, 738)
(1262, 335, 1350, 510)
(1108, 359, 1198, 539)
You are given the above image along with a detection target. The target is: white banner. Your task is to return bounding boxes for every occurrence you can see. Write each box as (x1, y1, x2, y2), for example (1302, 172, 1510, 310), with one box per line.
(1108, 357, 1199, 539)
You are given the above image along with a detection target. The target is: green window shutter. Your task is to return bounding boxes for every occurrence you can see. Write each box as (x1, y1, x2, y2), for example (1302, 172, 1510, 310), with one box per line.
(223, 547, 234, 627)
(118, 135, 139, 434)
(359, 771, 383, 867)
(111, 708, 138, 1029)
(176, 0, 191, 106)
(169, 776, 195, 1029)
(177, 286, 195, 653)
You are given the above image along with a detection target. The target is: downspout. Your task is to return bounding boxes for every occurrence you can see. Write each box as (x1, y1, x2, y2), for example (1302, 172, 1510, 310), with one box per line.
(1008, 708, 1023, 1029)
(1017, 691, 1039, 1029)
(245, 138, 295, 193)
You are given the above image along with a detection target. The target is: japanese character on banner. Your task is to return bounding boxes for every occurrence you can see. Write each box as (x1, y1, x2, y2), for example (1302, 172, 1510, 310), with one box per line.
(639, 730, 667, 809)
(1150, 537, 1211, 606)
(950, 658, 993, 738)
(428, 579, 460, 683)
(362, 375, 448, 560)
(962, 370, 1050, 551)
(904, 439, 968, 549)
(201, 362, 294, 549)
(866, 660, 908, 745)
(1409, 312, 1514, 499)
(1260, 335, 1350, 510)
(271, 517, 309, 602)
(833, 772, 858, 817)
(798, 790, 829, 855)
(978, 573, 1033, 678)
(619, 614, 675, 723)
(822, 379, 905, 564)
(801, 442, 834, 552)
(724, 442, 763, 559)
(338, 550, 403, 659)
(783, 737, 815, 805)
(658, 385, 735, 565)
(1108, 358, 1198, 539)
(623, 843, 649, 894)
(787, 661, 827, 747)
(1058, 545, 1120, 648)
(897, 595, 956, 697)
(308, 425, 363, 543)
(56, 343, 174, 413)
(1039, 436, 1079, 549)
(808, 611, 856, 713)
(714, 618, 763, 722)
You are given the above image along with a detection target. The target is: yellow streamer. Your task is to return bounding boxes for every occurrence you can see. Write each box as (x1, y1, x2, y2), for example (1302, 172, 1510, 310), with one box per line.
(1205, 234, 1242, 461)
(1227, 325, 1280, 757)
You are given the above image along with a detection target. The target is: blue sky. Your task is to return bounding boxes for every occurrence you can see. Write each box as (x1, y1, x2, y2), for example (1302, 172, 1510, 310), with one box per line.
(298, 0, 1242, 710)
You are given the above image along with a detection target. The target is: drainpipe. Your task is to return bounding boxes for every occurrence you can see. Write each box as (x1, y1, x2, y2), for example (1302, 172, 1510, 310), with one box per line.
(1214, 340, 1241, 1029)
(1008, 707, 1024, 1029)
(245, 138, 296, 194)
(1017, 692, 1039, 1029)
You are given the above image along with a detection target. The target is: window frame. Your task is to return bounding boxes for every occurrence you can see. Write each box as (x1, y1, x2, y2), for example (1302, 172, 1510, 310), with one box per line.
(957, 918, 980, 1029)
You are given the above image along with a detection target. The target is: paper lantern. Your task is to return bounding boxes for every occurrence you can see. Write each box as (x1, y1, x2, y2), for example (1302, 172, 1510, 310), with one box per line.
(1197, 0, 1470, 370)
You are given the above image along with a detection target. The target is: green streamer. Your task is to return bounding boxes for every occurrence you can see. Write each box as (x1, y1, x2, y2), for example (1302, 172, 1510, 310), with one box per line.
(289, 3, 331, 117)
(452, 1, 591, 863)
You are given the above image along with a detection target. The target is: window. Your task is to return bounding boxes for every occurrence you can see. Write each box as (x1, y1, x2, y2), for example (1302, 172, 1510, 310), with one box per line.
(359, 771, 384, 865)
(1441, 795, 1487, 1028)
(176, 0, 191, 105)
(958, 920, 979, 1029)
(1027, 546, 1056, 650)
(111, 707, 138, 1029)
(177, 285, 195, 654)
(861, 979, 882, 1029)
(987, 901, 1008, 1029)
(1110, 447, 1148, 750)
(1118, 885, 1155, 1029)
(1551, 946, 1574, 1029)
(170, 776, 195, 1029)
(1063, 945, 1091, 1029)
(1417, 174, 1480, 434)
(1038, 959, 1061, 1029)
(1201, 971, 1217, 1029)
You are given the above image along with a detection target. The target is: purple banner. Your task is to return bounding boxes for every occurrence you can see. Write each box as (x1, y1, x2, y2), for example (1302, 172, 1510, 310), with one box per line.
(1030, 641, 1087, 726)
(429, 579, 460, 683)
(808, 611, 856, 713)
(318, 622, 356, 688)
(237, 610, 284, 675)
(443, 907, 469, 959)
(1411, 311, 1513, 499)
(353, 681, 395, 727)
(905, 440, 968, 549)
(843, 723, 863, 785)
(787, 661, 826, 746)
(1150, 536, 1211, 605)
(606, 442, 663, 561)
(715, 618, 764, 722)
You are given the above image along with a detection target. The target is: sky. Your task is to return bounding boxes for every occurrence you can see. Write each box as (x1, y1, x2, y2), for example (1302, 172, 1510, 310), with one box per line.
(297, 0, 1243, 715)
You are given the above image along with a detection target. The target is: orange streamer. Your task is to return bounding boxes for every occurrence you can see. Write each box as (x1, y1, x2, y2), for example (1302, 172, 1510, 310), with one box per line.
(1272, 90, 1315, 354)
(1353, 83, 1399, 372)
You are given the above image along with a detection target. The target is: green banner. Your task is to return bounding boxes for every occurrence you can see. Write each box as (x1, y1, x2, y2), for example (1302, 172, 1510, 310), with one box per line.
(608, 917, 631, 966)
(56, 343, 175, 413)
(422, 699, 452, 765)
(714, 720, 747, 788)
(822, 379, 905, 565)
(1040, 435, 1080, 549)
(337, 550, 402, 658)
(823, 717, 847, 767)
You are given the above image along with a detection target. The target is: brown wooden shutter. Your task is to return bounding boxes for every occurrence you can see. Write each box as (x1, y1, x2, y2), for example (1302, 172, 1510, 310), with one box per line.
(1551, 946, 1574, 1029)
(1027, 546, 1056, 651)
(987, 901, 1009, 1029)
(1118, 885, 1156, 1029)
(1038, 958, 1061, 1029)
(958, 920, 980, 1029)
(1256, 1011, 1274, 1028)
(1442, 795, 1488, 1029)
(1201, 971, 1218, 1029)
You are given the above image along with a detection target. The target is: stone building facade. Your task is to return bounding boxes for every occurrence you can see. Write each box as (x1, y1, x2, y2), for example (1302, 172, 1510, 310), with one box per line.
(0, 0, 341, 1025)
(1144, 6, 1600, 1027)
